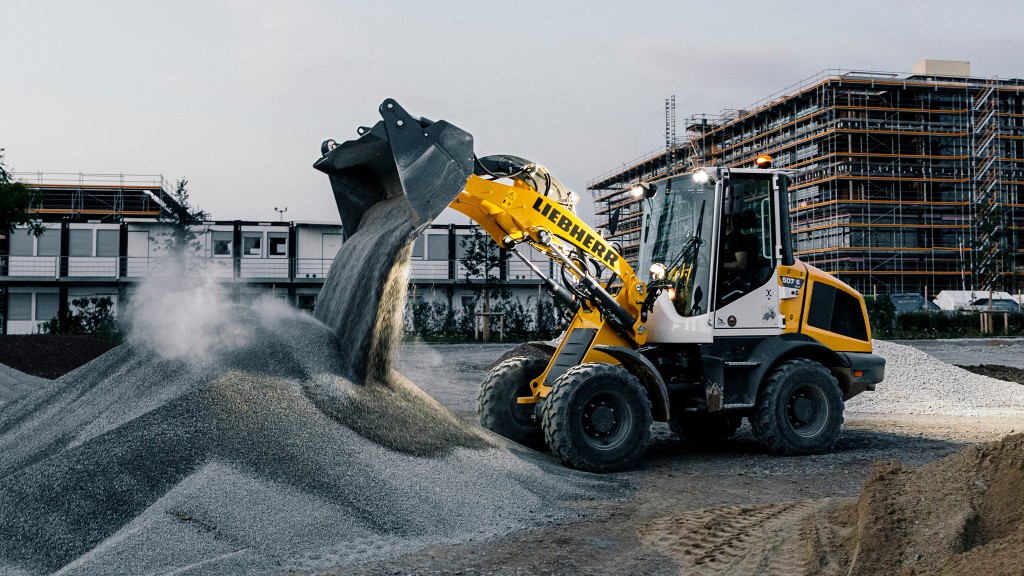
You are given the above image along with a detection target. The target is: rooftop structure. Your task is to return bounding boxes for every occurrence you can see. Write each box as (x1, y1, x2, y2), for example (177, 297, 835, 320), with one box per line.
(9, 172, 185, 222)
(589, 61, 1024, 296)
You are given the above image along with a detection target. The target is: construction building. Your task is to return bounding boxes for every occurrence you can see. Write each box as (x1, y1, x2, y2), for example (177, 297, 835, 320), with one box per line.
(0, 173, 553, 335)
(589, 60, 1024, 297)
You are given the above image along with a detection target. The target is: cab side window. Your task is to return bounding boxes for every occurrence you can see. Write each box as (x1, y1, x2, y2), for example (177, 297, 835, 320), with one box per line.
(716, 180, 776, 308)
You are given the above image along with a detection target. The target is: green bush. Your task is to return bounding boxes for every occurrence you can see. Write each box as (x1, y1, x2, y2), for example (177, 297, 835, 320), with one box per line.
(40, 297, 121, 340)
(405, 294, 568, 342)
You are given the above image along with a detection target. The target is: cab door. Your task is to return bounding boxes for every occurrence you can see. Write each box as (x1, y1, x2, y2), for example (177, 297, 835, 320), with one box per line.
(712, 171, 782, 335)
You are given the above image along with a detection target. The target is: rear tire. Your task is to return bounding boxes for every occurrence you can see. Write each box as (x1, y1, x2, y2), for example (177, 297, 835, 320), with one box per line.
(541, 363, 652, 472)
(478, 357, 547, 448)
(750, 359, 843, 455)
(669, 412, 741, 445)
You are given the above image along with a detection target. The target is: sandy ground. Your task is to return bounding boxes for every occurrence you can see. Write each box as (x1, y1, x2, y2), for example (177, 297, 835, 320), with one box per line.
(293, 341, 1023, 576)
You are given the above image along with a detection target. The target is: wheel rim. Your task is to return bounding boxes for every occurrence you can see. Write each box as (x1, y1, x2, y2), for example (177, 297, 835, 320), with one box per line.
(579, 391, 633, 450)
(785, 384, 828, 437)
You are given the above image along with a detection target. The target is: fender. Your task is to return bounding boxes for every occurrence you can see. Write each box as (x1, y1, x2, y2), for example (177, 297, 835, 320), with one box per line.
(720, 333, 848, 407)
(525, 340, 558, 356)
(593, 345, 671, 422)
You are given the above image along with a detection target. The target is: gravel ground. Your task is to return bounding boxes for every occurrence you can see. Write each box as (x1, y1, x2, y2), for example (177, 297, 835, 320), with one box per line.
(5, 312, 1024, 574)
(899, 337, 1024, 369)
(846, 340, 1024, 416)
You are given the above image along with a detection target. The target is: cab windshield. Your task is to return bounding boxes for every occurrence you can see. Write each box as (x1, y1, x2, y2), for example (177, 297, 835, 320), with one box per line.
(646, 176, 716, 317)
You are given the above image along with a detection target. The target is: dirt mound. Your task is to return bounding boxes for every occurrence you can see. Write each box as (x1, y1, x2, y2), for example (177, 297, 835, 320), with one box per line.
(826, 433, 1024, 576)
(635, 434, 1024, 576)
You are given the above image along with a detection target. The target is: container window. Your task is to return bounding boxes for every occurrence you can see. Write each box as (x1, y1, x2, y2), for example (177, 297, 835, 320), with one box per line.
(69, 229, 93, 257)
(96, 230, 119, 257)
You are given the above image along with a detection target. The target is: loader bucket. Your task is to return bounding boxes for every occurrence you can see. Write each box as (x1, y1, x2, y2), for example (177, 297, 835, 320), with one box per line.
(313, 98, 475, 239)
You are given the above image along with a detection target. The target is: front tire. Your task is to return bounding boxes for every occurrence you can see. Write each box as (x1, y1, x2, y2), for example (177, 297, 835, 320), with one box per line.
(750, 359, 843, 455)
(541, 363, 652, 472)
(478, 357, 548, 448)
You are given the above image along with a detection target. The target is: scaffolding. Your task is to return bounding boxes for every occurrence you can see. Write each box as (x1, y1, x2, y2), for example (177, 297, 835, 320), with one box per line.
(13, 172, 180, 221)
(587, 68, 1024, 297)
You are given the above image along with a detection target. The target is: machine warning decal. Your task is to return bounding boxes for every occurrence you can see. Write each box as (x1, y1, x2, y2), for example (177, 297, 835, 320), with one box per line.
(502, 188, 515, 207)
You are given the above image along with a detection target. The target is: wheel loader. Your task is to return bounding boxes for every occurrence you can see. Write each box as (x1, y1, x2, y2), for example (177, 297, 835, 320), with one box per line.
(314, 99, 885, 472)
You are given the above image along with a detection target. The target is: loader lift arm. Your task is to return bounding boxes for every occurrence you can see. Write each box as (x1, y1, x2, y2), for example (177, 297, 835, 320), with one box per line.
(450, 159, 666, 404)
(315, 99, 669, 471)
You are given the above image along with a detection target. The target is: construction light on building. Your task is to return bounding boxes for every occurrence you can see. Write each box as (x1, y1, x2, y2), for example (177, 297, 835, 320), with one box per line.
(629, 182, 657, 199)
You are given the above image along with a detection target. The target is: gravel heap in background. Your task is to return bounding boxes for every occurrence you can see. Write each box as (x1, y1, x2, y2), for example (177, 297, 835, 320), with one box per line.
(0, 302, 615, 576)
(846, 340, 1024, 416)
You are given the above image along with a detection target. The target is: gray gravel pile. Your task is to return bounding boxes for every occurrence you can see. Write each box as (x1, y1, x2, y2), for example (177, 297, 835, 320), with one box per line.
(846, 340, 1024, 416)
(0, 198, 617, 575)
(0, 363, 48, 404)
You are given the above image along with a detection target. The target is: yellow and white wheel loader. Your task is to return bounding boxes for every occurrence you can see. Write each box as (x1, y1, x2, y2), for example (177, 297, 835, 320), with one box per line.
(315, 99, 885, 472)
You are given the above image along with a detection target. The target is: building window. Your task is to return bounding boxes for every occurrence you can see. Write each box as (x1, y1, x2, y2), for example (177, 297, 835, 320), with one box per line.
(8, 231, 35, 256)
(461, 295, 476, 311)
(427, 234, 448, 261)
(212, 231, 232, 256)
(7, 293, 31, 321)
(15, 228, 62, 257)
(96, 230, 119, 257)
(412, 236, 425, 259)
(242, 233, 262, 257)
(268, 232, 288, 257)
(35, 293, 60, 322)
(297, 293, 317, 311)
(69, 229, 92, 256)
(37, 229, 60, 256)
(455, 234, 470, 259)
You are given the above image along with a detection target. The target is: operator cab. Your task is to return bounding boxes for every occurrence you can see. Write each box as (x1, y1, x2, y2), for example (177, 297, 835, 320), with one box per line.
(638, 167, 788, 343)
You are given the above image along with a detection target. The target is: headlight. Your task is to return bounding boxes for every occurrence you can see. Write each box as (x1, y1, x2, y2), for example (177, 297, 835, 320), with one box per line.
(650, 263, 667, 281)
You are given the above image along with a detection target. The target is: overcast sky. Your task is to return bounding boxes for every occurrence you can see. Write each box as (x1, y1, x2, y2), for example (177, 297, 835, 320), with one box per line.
(2, 1, 1022, 224)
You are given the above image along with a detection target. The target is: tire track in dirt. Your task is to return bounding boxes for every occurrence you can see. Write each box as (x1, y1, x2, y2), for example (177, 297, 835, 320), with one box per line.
(638, 499, 837, 576)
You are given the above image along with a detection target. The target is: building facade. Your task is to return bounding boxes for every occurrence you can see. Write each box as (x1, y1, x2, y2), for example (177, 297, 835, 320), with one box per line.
(0, 174, 555, 335)
(589, 61, 1024, 297)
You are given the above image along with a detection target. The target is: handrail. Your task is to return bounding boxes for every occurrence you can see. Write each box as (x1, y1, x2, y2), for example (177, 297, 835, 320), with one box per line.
(0, 255, 553, 284)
